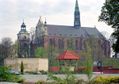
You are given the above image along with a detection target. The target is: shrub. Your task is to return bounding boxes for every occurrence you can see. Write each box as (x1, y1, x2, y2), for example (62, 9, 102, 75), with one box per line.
(40, 70, 47, 74)
(91, 76, 119, 84)
(35, 80, 46, 84)
(47, 67, 77, 84)
(75, 79, 86, 84)
(0, 66, 23, 83)
(102, 58, 119, 68)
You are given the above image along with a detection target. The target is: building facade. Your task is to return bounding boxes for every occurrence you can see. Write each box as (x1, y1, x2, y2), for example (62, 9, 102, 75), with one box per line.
(32, 0, 110, 60)
(17, 0, 110, 61)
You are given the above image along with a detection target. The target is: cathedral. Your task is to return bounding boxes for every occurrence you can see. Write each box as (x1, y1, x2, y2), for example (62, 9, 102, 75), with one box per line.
(17, 0, 110, 61)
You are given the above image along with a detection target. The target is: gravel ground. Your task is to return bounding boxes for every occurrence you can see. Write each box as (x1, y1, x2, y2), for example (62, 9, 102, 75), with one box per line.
(21, 74, 90, 82)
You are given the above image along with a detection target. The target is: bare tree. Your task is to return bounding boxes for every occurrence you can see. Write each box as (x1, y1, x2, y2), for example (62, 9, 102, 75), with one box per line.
(0, 37, 13, 65)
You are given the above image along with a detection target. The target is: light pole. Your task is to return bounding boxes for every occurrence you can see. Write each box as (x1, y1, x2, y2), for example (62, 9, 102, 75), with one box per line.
(97, 60, 103, 74)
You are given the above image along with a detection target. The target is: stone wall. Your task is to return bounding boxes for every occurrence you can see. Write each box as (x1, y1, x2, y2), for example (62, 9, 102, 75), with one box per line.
(4, 58, 48, 72)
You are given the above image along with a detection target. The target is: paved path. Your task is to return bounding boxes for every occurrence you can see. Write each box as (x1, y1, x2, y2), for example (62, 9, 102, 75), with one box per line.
(21, 74, 114, 82)
(0, 82, 19, 84)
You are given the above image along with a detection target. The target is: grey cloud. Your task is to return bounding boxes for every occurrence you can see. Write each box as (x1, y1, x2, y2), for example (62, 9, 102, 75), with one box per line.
(52, 1, 73, 14)
(16, 0, 73, 18)
(0, 0, 18, 25)
(80, 0, 104, 13)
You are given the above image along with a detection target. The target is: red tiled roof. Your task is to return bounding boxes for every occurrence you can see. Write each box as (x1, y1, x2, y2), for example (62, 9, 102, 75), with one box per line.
(57, 50, 80, 60)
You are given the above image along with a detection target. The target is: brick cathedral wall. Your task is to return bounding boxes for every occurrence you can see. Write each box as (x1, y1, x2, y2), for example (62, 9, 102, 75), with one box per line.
(43, 36, 110, 61)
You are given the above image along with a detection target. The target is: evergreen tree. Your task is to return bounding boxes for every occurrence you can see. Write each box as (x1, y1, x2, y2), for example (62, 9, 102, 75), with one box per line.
(99, 0, 119, 57)
(20, 61, 24, 74)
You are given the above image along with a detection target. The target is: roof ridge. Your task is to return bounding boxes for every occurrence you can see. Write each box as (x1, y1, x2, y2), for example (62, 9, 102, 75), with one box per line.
(47, 24, 73, 27)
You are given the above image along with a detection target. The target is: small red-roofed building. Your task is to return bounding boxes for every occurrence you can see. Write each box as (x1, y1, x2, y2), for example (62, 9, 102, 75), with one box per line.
(56, 50, 80, 72)
(57, 50, 80, 60)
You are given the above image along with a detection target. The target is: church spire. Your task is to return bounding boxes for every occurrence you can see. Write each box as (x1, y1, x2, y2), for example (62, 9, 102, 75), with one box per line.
(74, 0, 81, 28)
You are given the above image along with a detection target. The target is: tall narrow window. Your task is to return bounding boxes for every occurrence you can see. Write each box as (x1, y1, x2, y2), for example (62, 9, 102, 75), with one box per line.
(58, 39, 64, 49)
(52, 38, 55, 47)
(49, 38, 55, 47)
(80, 38, 82, 50)
(49, 39, 53, 46)
(67, 39, 73, 50)
(75, 40, 79, 50)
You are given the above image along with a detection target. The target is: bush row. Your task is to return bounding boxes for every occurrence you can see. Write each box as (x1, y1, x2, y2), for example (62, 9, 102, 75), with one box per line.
(0, 66, 23, 83)
(35, 76, 119, 84)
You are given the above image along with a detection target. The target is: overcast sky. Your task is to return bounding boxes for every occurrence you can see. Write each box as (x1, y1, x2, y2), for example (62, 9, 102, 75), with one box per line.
(0, 0, 113, 42)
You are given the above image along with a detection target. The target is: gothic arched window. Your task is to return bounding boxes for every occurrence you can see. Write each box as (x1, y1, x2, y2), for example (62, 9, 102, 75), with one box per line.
(80, 38, 83, 50)
(58, 39, 64, 49)
(75, 40, 79, 50)
(67, 39, 73, 49)
(49, 39, 53, 46)
(52, 38, 55, 47)
(49, 38, 55, 47)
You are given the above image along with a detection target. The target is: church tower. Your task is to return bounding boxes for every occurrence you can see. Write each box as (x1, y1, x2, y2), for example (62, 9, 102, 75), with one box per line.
(35, 17, 47, 47)
(17, 22, 30, 58)
(74, 0, 81, 28)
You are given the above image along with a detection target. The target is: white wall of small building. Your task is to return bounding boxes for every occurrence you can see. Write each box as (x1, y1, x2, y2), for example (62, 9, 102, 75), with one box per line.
(4, 58, 48, 72)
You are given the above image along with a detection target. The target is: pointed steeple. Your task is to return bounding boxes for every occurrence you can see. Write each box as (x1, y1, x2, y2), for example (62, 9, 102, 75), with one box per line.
(37, 16, 43, 26)
(74, 0, 81, 28)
